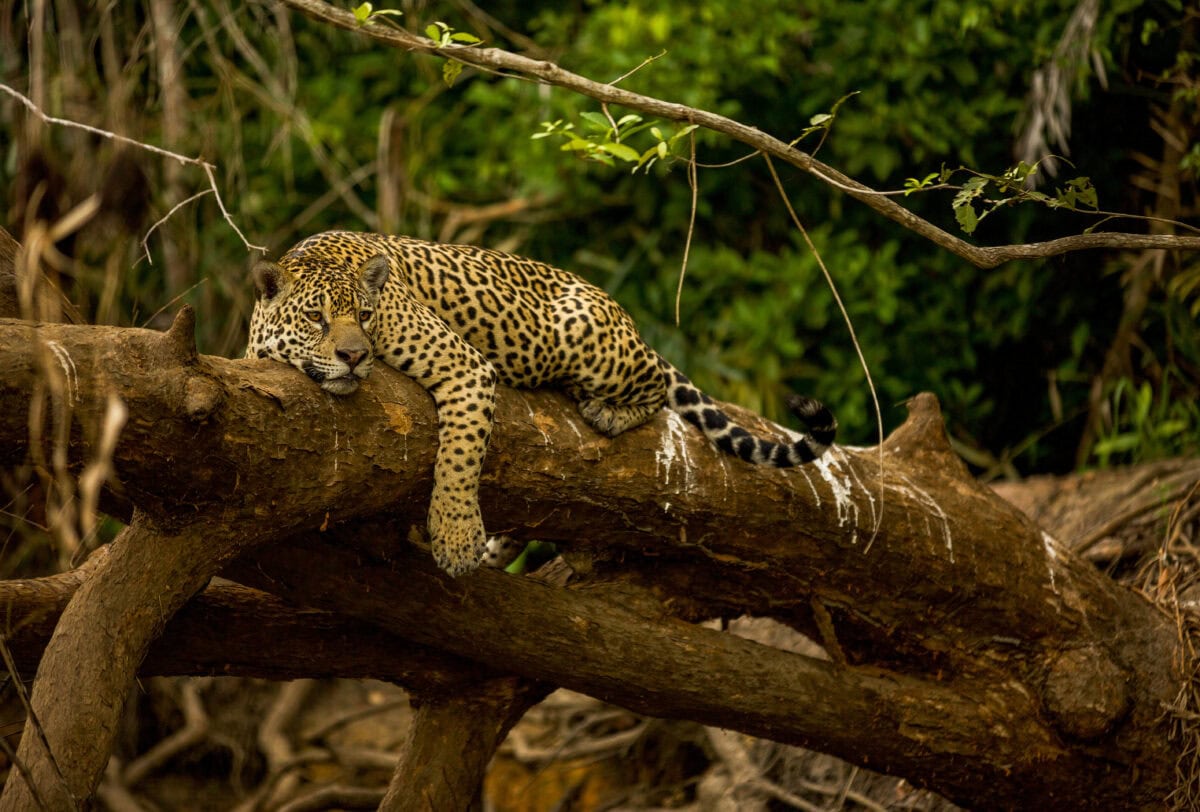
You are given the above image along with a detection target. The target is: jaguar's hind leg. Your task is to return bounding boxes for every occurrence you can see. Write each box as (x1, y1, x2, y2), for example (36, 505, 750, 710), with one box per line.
(576, 398, 663, 437)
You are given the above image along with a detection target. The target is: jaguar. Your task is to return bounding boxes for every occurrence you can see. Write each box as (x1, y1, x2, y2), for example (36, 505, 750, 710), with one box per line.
(246, 231, 836, 575)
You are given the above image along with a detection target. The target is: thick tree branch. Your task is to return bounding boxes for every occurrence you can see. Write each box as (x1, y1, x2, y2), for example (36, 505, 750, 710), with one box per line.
(0, 546, 490, 687)
(279, 0, 1200, 268)
(381, 679, 550, 811)
(0, 316, 1186, 808)
(227, 532, 1094, 809)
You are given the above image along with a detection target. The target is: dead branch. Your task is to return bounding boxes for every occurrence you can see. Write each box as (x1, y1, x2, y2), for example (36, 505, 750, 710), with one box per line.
(274, 786, 383, 812)
(121, 678, 211, 788)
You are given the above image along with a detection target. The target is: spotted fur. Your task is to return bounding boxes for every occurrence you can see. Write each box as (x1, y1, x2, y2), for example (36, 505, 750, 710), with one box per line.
(246, 231, 836, 576)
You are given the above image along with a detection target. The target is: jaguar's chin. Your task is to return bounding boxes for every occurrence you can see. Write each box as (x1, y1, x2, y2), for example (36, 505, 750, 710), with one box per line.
(321, 376, 360, 396)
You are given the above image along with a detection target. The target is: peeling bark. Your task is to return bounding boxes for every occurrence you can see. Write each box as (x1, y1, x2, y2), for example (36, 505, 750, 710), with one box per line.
(0, 312, 1189, 810)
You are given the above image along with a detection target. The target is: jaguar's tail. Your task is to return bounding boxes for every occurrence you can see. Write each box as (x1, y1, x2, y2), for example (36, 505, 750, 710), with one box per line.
(659, 358, 836, 466)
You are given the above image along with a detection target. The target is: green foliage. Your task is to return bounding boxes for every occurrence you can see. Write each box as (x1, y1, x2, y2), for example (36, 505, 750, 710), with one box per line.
(1167, 261, 1200, 318)
(532, 115, 697, 172)
(1092, 375, 1200, 466)
(941, 162, 1099, 234)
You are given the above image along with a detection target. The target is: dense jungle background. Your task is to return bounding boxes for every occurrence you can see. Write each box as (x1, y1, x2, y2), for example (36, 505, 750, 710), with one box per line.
(2, 0, 1199, 809)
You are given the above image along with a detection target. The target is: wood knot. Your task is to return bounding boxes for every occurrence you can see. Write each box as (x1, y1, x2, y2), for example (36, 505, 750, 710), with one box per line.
(184, 376, 223, 422)
(1043, 646, 1131, 740)
(162, 305, 198, 363)
(881, 392, 970, 478)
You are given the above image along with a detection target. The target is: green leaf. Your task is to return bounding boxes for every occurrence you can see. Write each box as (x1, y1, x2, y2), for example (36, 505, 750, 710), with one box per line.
(809, 112, 832, 127)
(443, 59, 464, 86)
(955, 203, 978, 233)
(903, 172, 939, 196)
(1094, 434, 1140, 454)
(450, 32, 481, 44)
(953, 175, 987, 208)
(598, 142, 641, 162)
(425, 23, 443, 41)
(579, 111, 612, 132)
(353, 2, 372, 24)
(1069, 177, 1098, 209)
(657, 140, 669, 160)
(669, 124, 699, 143)
(1154, 419, 1188, 439)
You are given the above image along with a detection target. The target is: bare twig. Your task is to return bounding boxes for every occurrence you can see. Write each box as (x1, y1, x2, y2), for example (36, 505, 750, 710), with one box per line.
(97, 758, 151, 812)
(122, 678, 212, 787)
(609, 50, 667, 86)
(138, 278, 209, 329)
(764, 154, 884, 545)
(675, 126, 698, 326)
(0, 635, 72, 810)
(0, 710, 50, 812)
(0, 81, 265, 255)
(141, 190, 214, 264)
(243, 680, 316, 811)
(274, 785, 384, 812)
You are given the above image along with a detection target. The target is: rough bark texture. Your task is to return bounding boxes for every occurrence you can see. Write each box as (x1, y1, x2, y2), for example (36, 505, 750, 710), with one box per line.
(0, 311, 1189, 810)
(0, 227, 18, 317)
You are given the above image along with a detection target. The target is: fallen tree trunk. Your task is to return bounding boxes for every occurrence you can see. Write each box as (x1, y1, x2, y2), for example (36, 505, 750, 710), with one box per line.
(0, 312, 1191, 809)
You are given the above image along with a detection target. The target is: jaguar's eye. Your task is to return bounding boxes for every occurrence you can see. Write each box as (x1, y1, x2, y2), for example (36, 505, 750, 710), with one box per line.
(359, 310, 373, 323)
(304, 310, 323, 323)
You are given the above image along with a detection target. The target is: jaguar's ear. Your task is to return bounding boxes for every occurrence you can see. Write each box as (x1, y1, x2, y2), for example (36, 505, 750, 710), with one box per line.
(252, 260, 294, 302)
(358, 254, 391, 297)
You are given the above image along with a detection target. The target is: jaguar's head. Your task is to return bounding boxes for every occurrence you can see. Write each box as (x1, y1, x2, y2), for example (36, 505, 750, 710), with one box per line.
(246, 253, 390, 395)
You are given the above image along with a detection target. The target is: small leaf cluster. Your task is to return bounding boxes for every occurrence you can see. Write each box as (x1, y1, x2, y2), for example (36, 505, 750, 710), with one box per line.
(352, 3, 402, 26)
(532, 113, 698, 173)
(423, 21, 482, 86)
(936, 161, 1099, 234)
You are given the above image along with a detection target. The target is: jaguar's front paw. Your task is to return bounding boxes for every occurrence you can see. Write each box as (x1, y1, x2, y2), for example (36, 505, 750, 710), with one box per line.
(428, 502, 487, 577)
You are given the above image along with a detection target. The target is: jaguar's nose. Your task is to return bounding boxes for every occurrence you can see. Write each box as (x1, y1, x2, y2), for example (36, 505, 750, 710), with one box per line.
(337, 348, 367, 370)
